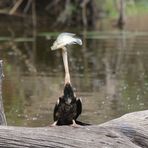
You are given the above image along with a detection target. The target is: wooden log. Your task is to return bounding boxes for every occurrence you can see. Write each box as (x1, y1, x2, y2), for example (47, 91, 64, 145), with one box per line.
(0, 110, 148, 148)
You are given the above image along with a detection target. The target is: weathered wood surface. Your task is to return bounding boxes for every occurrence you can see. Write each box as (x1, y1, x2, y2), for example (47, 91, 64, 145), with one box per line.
(0, 60, 7, 125)
(0, 110, 147, 148)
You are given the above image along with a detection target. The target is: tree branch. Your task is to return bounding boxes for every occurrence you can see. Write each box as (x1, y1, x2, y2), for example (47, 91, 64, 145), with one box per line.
(0, 60, 7, 125)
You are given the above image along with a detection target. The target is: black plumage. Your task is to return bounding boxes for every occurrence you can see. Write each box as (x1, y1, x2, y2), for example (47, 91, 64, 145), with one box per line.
(53, 83, 82, 126)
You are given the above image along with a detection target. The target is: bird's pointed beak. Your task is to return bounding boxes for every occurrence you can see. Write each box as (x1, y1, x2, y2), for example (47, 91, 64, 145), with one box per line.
(51, 46, 55, 50)
(51, 41, 59, 50)
(51, 44, 57, 50)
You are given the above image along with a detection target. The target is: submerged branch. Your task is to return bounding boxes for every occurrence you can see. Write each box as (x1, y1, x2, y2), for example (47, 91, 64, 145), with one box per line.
(8, 41, 37, 73)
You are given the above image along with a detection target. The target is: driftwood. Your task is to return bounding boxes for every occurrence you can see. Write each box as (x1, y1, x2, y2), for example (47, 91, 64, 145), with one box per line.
(0, 110, 147, 148)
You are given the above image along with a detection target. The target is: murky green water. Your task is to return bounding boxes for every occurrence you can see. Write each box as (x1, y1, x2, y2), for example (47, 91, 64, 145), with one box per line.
(1, 29, 148, 127)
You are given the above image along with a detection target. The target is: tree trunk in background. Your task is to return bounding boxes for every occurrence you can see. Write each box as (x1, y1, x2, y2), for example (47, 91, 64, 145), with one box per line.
(116, 0, 126, 29)
(0, 60, 7, 125)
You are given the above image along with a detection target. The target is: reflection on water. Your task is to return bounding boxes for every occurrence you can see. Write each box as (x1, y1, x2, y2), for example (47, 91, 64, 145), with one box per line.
(1, 30, 148, 127)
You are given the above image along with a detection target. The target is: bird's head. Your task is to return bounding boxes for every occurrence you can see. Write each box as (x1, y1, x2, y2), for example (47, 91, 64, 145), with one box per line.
(51, 32, 82, 50)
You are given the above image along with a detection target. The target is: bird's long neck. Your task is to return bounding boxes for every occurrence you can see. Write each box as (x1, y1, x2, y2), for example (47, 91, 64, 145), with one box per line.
(62, 47, 71, 84)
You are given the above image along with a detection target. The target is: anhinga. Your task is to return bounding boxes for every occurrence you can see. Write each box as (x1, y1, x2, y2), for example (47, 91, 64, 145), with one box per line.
(51, 33, 82, 126)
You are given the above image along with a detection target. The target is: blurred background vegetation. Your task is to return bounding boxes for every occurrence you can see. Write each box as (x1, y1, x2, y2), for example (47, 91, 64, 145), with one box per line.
(0, 0, 148, 30)
(0, 0, 148, 127)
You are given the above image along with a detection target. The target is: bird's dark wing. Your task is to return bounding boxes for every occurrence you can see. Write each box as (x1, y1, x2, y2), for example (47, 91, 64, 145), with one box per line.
(53, 98, 61, 121)
(75, 98, 82, 119)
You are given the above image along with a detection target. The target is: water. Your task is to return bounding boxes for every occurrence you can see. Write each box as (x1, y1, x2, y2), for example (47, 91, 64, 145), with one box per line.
(1, 29, 148, 127)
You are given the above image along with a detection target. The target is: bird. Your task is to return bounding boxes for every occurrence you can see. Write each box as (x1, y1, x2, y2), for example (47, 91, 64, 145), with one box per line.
(51, 32, 82, 126)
